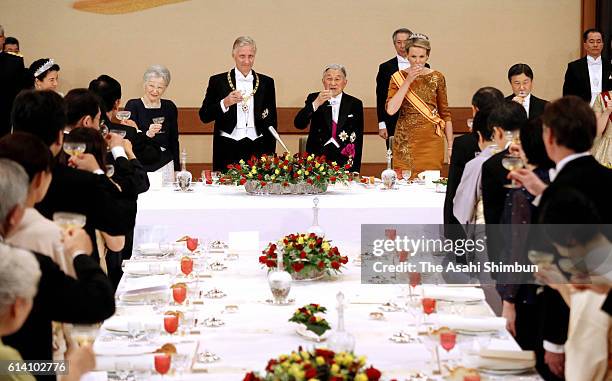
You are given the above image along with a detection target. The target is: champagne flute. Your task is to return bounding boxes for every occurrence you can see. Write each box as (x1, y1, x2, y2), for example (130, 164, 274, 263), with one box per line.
(109, 129, 127, 138)
(116, 110, 131, 123)
(152, 117, 165, 134)
(502, 154, 525, 188)
(52, 212, 87, 230)
(63, 142, 86, 157)
(105, 164, 114, 177)
(69, 323, 98, 347)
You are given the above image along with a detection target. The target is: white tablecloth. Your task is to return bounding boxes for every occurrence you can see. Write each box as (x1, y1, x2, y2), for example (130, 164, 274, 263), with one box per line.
(135, 183, 446, 243)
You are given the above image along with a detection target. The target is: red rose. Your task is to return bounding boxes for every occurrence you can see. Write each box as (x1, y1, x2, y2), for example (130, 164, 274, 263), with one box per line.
(265, 259, 276, 268)
(235, 164, 241, 170)
(307, 178, 313, 184)
(227, 164, 234, 170)
(257, 174, 263, 180)
(282, 181, 289, 187)
(302, 152, 309, 158)
(239, 178, 247, 185)
(292, 262, 305, 272)
(258, 255, 267, 264)
(206, 179, 213, 185)
(243, 371, 259, 381)
(330, 377, 344, 381)
(309, 315, 317, 323)
(340, 256, 348, 264)
(283, 239, 288, 245)
(304, 367, 317, 379)
(317, 261, 325, 269)
(293, 172, 299, 178)
(316, 238, 323, 245)
(316, 175, 321, 181)
(315, 348, 335, 359)
(299, 307, 308, 314)
(309, 243, 315, 249)
(344, 164, 351, 170)
(299, 251, 307, 259)
(308, 166, 313, 172)
(331, 261, 340, 270)
(265, 359, 278, 372)
(260, 181, 266, 187)
(365, 366, 382, 381)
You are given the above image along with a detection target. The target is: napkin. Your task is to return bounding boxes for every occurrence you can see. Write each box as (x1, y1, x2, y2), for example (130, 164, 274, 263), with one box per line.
(470, 349, 536, 370)
(422, 286, 484, 303)
(101, 315, 161, 334)
(435, 314, 506, 332)
(123, 261, 177, 275)
(95, 354, 154, 371)
(94, 341, 158, 356)
(120, 275, 170, 294)
(136, 243, 160, 255)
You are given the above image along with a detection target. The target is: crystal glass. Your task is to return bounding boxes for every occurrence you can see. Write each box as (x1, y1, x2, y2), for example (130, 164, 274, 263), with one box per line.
(63, 142, 86, 157)
(180, 256, 194, 276)
(401, 169, 412, 182)
(176, 149, 193, 191)
(186, 237, 199, 254)
(307, 197, 325, 238)
(267, 247, 292, 304)
(381, 149, 397, 189)
(422, 297, 436, 325)
(116, 110, 131, 122)
(99, 120, 109, 136)
(152, 117, 165, 134)
(440, 330, 457, 352)
(109, 129, 127, 138)
(172, 285, 187, 305)
(163, 315, 179, 334)
(53, 212, 86, 230)
(69, 323, 98, 347)
(105, 164, 114, 177)
(127, 321, 143, 342)
(154, 354, 171, 377)
(502, 154, 525, 188)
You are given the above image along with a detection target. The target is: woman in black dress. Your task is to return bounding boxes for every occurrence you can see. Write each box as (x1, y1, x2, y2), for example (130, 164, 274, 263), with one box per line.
(124, 64, 179, 174)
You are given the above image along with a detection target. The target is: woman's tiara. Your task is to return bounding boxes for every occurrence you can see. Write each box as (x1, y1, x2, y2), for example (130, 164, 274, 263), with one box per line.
(409, 33, 429, 41)
(34, 59, 55, 78)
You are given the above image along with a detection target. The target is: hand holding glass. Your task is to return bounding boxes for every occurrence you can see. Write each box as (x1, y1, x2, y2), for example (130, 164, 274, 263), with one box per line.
(63, 142, 86, 157)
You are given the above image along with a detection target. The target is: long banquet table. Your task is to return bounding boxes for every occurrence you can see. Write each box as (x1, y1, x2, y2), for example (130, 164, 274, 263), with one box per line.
(85, 183, 542, 380)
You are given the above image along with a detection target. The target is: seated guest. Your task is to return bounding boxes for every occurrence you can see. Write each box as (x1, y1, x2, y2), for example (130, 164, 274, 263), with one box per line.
(63, 88, 101, 132)
(89, 74, 162, 168)
(563, 28, 612, 104)
(0, 244, 96, 381)
(444, 87, 504, 238)
(12, 90, 131, 263)
(28, 58, 60, 93)
(294, 64, 364, 171)
(124, 65, 179, 178)
(0, 39, 25, 137)
(0, 158, 114, 370)
(199, 36, 278, 171)
(591, 90, 612, 165)
(0, 132, 74, 276)
(505, 63, 547, 120)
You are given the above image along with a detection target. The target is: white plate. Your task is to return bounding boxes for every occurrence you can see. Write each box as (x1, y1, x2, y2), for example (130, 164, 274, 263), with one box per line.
(456, 328, 499, 336)
(478, 367, 534, 375)
(295, 325, 331, 342)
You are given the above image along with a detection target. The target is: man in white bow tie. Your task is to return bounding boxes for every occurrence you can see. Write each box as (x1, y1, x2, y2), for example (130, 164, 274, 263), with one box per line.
(199, 36, 278, 171)
(563, 28, 612, 105)
(376, 28, 417, 145)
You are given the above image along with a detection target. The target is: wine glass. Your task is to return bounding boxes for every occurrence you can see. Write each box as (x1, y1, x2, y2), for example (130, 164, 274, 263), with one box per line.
(127, 321, 143, 343)
(99, 120, 109, 137)
(408, 272, 421, 300)
(401, 169, 412, 183)
(163, 314, 179, 335)
(116, 110, 131, 123)
(152, 117, 165, 134)
(69, 323, 98, 347)
(440, 330, 457, 353)
(63, 142, 86, 157)
(422, 297, 436, 325)
(501, 154, 525, 188)
(105, 164, 114, 177)
(172, 284, 187, 305)
(154, 354, 171, 378)
(52, 212, 87, 230)
(186, 237, 199, 254)
(180, 256, 194, 277)
(109, 129, 127, 138)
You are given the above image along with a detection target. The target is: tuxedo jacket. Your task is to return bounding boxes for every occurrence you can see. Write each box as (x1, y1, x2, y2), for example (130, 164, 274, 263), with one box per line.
(504, 94, 548, 120)
(562, 56, 612, 103)
(199, 69, 277, 169)
(375, 58, 430, 136)
(294, 92, 364, 172)
(0, 52, 25, 137)
(3, 250, 115, 368)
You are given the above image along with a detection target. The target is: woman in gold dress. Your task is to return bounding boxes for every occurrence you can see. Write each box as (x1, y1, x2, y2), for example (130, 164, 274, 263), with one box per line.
(592, 91, 612, 166)
(386, 34, 453, 177)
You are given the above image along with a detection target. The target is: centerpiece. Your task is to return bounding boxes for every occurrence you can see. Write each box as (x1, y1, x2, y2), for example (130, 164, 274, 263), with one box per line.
(242, 346, 384, 381)
(432, 177, 448, 193)
(289, 303, 331, 340)
(219, 152, 351, 195)
(260, 233, 348, 281)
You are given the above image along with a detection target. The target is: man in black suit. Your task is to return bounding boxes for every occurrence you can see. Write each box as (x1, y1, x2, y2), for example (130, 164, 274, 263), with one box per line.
(444, 87, 504, 234)
(199, 36, 277, 171)
(11, 90, 132, 262)
(505, 63, 547, 120)
(511, 96, 612, 379)
(0, 158, 114, 378)
(0, 49, 25, 137)
(294, 64, 364, 172)
(563, 28, 612, 104)
(376, 28, 412, 145)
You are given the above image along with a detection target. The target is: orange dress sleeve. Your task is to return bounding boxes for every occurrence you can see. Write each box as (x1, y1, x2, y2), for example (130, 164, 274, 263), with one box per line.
(436, 72, 452, 122)
(386, 73, 400, 111)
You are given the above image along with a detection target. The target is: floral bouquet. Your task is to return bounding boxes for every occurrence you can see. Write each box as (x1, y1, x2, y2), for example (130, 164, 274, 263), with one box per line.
(260, 233, 348, 279)
(243, 347, 384, 381)
(219, 152, 351, 193)
(289, 304, 331, 336)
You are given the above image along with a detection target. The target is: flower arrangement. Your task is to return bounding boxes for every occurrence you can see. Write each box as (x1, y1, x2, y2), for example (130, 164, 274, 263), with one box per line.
(219, 153, 351, 190)
(260, 233, 348, 279)
(432, 177, 448, 186)
(242, 347, 384, 381)
(289, 304, 331, 336)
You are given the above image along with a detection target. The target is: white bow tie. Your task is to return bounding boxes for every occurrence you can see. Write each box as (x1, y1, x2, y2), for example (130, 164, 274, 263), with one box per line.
(238, 77, 252, 83)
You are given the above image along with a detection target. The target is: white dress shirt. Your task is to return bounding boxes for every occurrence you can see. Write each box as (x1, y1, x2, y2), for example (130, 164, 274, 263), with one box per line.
(220, 68, 260, 141)
(587, 55, 603, 106)
(378, 56, 411, 130)
(314, 92, 343, 148)
(521, 93, 531, 117)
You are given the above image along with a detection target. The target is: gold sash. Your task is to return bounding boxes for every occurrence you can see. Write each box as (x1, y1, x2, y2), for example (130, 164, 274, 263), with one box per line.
(391, 71, 445, 137)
